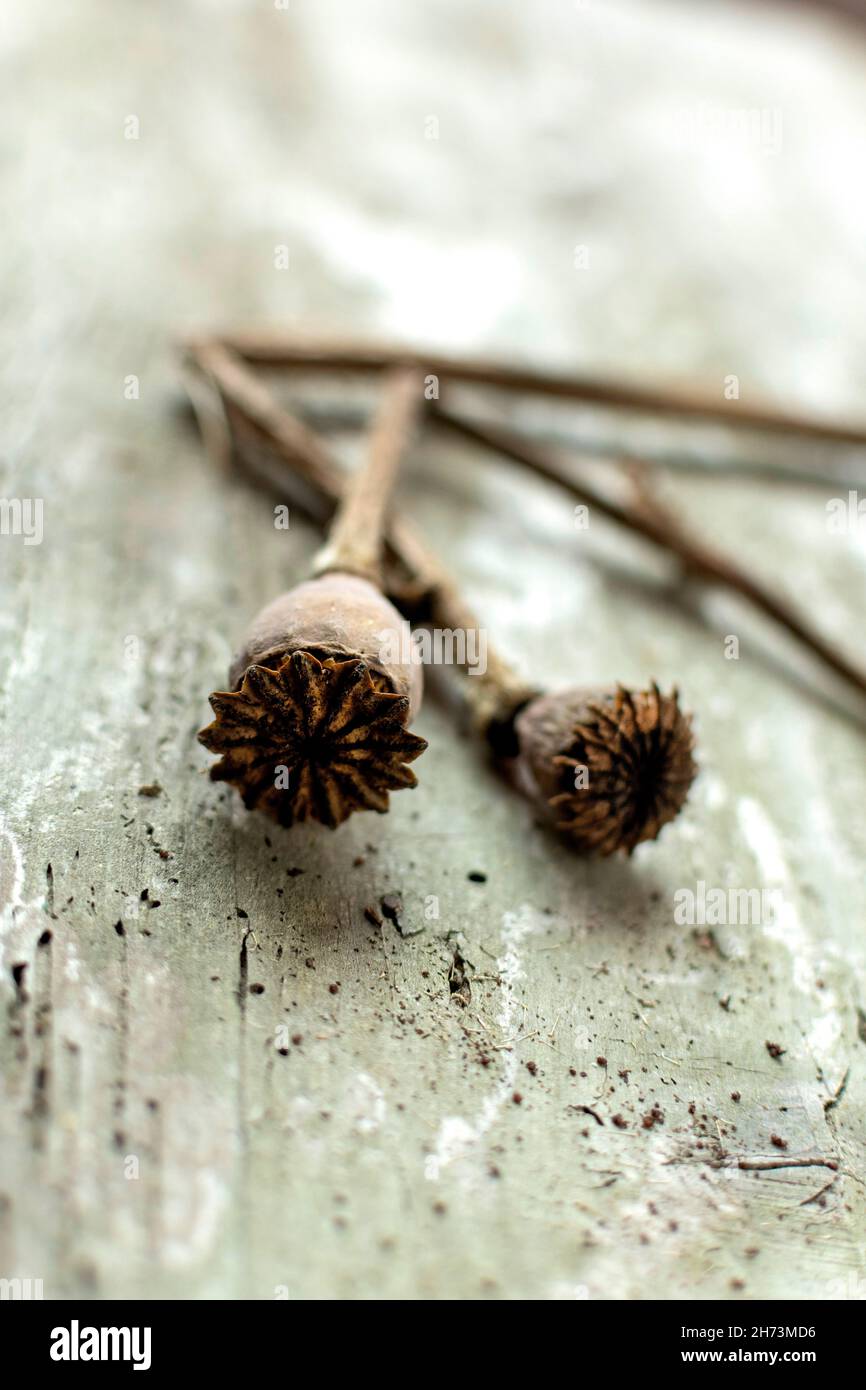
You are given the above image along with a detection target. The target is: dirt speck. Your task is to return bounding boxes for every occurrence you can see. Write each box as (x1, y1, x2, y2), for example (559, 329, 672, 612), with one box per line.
(381, 894, 403, 926)
(448, 944, 471, 1007)
(642, 1106, 664, 1130)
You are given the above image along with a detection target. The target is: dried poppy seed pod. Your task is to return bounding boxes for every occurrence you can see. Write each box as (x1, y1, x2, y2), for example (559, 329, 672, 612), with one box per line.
(199, 574, 426, 828)
(420, 567, 697, 856)
(199, 365, 427, 829)
(227, 572, 422, 706)
(508, 683, 696, 855)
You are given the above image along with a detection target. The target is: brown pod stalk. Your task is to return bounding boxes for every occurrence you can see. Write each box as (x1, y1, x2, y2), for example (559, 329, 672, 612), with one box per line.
(210, 329, 866, 448)
(198, 366, 427, 828)
(434, 407, 866, 705)
(187, 345, 697, 852)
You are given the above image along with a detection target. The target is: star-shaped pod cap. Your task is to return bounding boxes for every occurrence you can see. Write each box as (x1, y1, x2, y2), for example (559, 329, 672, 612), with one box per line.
(512, 683, 696, 855)
(199, 650, 427, 828)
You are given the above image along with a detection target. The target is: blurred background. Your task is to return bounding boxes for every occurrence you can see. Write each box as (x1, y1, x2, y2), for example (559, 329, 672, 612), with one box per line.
(7, 0, 866, 400)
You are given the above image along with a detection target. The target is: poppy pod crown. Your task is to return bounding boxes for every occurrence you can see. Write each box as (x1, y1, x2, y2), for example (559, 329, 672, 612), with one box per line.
(199, 572, 426, 828)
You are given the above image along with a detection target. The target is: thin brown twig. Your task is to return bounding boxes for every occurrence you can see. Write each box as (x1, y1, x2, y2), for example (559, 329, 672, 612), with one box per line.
(200, 329, 866, 448)
(314, 364, 423, 586)
(799, 1176, 839, 1206)
(188, 340, 438, 610)
(737, 1156, 838, 1172)
(253, 396, 861, 489)
(186, 339, 866, 706)
(433, 406, 866, 704)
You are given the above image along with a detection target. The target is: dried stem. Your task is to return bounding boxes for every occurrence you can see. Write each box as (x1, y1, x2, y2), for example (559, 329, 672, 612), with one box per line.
(187, 340, 346, 500)
(434, 407, 866, 704)
(737, 1156, 838, 1173)
(314, 365, 422, 587)
(187, 340, 866, 705)
(200, 330, 866, 448)
(189, 340, 439, 608)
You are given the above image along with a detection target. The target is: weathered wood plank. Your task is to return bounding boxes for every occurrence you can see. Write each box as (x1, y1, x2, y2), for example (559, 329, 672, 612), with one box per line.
(1, 0, 865, 1301)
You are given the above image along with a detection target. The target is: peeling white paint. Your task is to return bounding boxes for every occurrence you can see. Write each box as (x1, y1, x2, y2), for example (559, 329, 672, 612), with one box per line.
(163, 1168, 230, 1270)
(738, 796, 842, 1069)
(425, 904, 539, 1182)
(0, 817, 41, 975)
(345, 1072, 386, 1136)
(0, 819, 26, 920)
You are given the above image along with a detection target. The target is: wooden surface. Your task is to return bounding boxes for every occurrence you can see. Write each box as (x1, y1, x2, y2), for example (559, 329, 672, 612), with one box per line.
(2, 0, 866, 1300)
